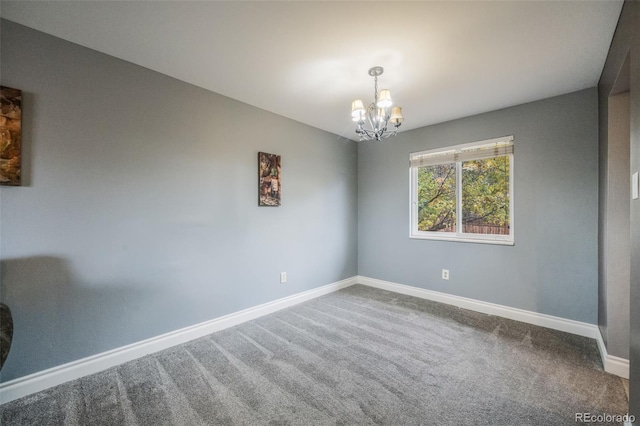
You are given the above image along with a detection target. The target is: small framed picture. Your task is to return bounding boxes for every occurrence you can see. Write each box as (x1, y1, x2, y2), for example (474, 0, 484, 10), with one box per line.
(1, 86, 22, 186)
(258, 152, 281, 206)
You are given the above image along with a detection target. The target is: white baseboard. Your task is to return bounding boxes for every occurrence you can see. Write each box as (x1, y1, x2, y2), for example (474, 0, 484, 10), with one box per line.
(595, 329, 630, 379)
(2, 275, 628, 405)
(356, 275, 629, 379)
(0, 276, 358, 405)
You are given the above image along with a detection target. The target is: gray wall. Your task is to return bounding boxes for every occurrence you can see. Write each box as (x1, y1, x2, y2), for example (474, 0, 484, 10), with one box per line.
(0, 20, 358, 382)
(358, 88, 598, 324)
(598, 1, 640, 420)
(598, 91, 630, 359)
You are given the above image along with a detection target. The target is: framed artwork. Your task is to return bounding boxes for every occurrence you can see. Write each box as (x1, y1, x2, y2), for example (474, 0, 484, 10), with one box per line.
(0, 86, 22, 186)
(258, 152, 281, 206)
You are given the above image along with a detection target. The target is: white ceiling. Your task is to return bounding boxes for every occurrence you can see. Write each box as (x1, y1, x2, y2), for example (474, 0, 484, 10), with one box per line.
(1, 1, 623, 140)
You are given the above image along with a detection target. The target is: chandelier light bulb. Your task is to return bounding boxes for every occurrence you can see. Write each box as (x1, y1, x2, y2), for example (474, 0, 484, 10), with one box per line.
(351, 100, 365, 117)
(377, 90, 393, 108)
(390, 107, 404, 124)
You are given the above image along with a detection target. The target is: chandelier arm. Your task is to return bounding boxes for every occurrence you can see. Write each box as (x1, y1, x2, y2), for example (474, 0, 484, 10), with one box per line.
(380, 130, 397, 139)
(359, 129, 374, 141)
(366, 103, 377, 133)
(358, 125, 374, 137)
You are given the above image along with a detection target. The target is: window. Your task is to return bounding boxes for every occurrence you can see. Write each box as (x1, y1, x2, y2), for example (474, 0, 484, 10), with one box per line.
(410, 136, 514, 245)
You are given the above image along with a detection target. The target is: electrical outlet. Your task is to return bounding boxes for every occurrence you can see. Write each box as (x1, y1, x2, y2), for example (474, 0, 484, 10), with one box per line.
(280, 272, 287, 283)
(442, 269, 449, 280)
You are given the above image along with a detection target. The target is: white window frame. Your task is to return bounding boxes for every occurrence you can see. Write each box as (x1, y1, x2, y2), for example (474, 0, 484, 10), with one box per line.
(409, 135, 514, 245)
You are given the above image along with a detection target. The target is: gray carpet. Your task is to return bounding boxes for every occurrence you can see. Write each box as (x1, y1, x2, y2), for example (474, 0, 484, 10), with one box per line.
(0, 285, 629, 425)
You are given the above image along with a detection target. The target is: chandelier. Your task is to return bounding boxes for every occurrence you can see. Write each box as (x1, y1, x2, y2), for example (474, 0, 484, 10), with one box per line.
(351, 66, 404, 141)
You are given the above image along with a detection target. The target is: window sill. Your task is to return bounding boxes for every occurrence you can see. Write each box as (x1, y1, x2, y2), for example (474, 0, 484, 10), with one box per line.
(409, 233, 514, 246)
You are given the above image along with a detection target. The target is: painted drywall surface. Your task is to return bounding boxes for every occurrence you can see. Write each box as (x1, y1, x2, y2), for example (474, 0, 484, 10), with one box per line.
(358, 89, 598, 324)
(604, 92, 631, 359)
(598, 1, 639, 420)
(598, 91, 631, 360)
(0, 20, 357, 382)
(598, 98, 609, 348)
(632, 35, 640, 426)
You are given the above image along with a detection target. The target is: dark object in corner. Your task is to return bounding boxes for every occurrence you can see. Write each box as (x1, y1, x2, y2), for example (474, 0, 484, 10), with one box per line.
(0, 303, 13, 370)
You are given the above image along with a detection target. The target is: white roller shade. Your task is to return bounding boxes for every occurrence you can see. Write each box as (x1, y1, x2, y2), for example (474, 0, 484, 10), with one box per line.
(410, 135, 514, 168)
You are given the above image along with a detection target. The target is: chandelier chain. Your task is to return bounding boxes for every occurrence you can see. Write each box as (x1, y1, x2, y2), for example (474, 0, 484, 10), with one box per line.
(374, 75, 378, 105)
